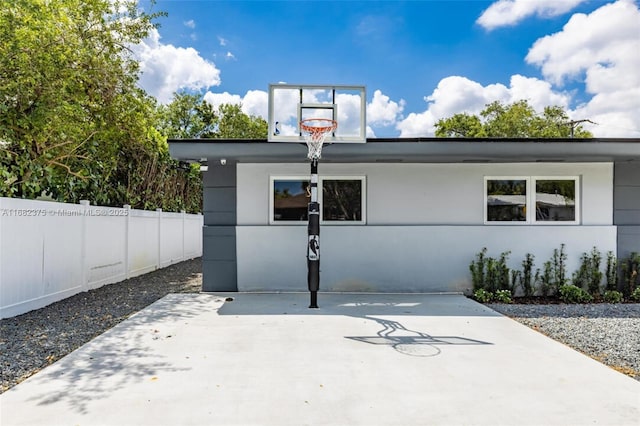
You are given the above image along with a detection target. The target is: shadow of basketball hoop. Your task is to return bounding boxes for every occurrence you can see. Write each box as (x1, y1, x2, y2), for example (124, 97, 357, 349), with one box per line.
(346, 316, 492, 357)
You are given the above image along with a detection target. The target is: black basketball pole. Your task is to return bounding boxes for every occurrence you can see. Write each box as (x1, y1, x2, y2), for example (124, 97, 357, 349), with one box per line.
(307, 158, 320, 308)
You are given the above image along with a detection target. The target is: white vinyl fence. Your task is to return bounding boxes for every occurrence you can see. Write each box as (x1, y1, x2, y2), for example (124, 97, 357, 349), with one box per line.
(0, 198, 203, 319)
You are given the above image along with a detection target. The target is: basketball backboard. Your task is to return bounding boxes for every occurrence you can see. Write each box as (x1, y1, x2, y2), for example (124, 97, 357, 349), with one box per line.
(268, 84, 366, 143)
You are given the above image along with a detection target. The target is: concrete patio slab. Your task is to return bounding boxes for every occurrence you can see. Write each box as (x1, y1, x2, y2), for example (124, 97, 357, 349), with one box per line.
(1, 293, 639, 426)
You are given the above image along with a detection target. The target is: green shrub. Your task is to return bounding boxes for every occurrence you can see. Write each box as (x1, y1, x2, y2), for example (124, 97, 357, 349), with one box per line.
(469, 248, 487, 291)
(497, 251, 512, 292)
(559, 284, 593, 304)
(630, 288, 640, 302)
(473, 289, 493, 303)
(539, 244, 568, 297)
(603, 290, 623, 304)
(605, 251, 617, 292)
(520, 253, 535, 297)
(494, 289, 512, 304)
(484, 257, 499, 292)
(540, 260, 554, 297)
(572, 247, 603, 296)
(552, 244, 569, 292)
(469, 248, 511, 293)
(621, 252, 640, 298)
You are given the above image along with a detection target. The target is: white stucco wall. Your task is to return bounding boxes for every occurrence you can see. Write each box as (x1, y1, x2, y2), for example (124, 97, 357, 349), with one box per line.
(237, 225, 617, 293)
(235, 162, 615, 293)
(237, 163, 613, 225)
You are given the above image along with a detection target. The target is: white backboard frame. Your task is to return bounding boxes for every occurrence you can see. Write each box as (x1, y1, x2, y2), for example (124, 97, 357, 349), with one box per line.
(268, 84, 367, 143)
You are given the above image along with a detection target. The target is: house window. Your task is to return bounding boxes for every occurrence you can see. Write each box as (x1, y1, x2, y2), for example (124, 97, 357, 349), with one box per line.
(534, 179, 577, 222)
(485, 176, 579, 224)
(486, 179, 528, 222)
(272, 179, 310, 222)
(270, 176, 366, 224)
(321, 178, 365, 223)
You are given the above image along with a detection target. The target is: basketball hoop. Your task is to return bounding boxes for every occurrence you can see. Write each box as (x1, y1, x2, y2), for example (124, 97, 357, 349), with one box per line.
(300, 118, 337, 160)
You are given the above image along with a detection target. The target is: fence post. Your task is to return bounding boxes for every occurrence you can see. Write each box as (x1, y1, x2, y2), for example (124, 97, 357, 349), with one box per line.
(156, 208, 162, 269)
(124, 205, 131, 279)
(198, 212, 203, 257)
(181, 210, 186, 261)
(80, 200, 90, 291)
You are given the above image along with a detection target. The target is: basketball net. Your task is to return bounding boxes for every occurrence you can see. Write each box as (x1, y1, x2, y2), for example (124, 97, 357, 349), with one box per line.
(300, 118, 338, 160)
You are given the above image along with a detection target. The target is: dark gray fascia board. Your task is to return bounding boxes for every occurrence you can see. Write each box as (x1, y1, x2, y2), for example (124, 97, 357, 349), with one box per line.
(169, 138, 640, 164)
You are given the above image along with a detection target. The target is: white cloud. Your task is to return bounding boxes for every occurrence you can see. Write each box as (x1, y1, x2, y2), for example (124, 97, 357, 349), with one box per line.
(268, 88, 300, 136)
(367, 90, 405, 126)
(132, 28, 221, 103)
(398, 1, 640, 138)
(477, 0, 586, 30)
(218, 36, 227, 46)
(424, 76, 508, 118)
(397, 76, 504, 137)
(184, 19, 195, 29)
(507, 75, 571, 111)
(526, 0, 640, 136)
(225, 51, 236, 60)
(335, 93, 365, 136)
(396, 75, 571, 137)
(242, 90, 269, 118)
(526, 0, 640, 88)
(395, 110, 436, 138)
(203, 90, 269, 120)
(203, 91, 242, 108)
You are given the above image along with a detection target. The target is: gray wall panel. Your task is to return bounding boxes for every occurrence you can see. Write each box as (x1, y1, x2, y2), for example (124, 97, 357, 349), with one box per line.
(204, 226, 237, 237)
(614, 187, 640, 210)
(203, 235, 236, 261)
(202, 260, 237, 292)
(614, 162, 640, 182)
(617, 227, 640, 258)
(202, 163, 238, 291)
(615, 210, 640, 225)
(614, 162, 640, 258)
(203, 187, 236, 213)
(203, 164, 236, 187)
(204, 212, 237, 226)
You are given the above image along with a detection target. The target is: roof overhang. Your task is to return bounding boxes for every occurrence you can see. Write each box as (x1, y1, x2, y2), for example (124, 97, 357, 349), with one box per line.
(168, 138, 640, 164)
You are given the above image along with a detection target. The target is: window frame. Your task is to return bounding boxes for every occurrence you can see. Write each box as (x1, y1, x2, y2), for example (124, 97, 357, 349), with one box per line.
(484, 176, 530, 225)
(532, 176, 580, 225)
(269, 176, 311, 225)
(319, 176, 367, 225)
(484, 176, 580, 225)
(269, 175, 366, 225)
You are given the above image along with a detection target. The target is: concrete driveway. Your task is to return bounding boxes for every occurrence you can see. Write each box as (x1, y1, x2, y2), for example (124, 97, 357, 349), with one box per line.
(1, 293, 639, 426)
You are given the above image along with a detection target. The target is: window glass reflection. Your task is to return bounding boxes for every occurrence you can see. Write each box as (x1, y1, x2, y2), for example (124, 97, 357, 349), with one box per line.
(323, 180, 362, 221)
(486, 179, 527, 222)
(536, 180, 575, 221)
(273, 180, 310, 221)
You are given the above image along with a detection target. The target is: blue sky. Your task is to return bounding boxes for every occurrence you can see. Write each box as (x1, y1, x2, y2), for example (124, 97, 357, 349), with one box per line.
(134, 0, 640, 137)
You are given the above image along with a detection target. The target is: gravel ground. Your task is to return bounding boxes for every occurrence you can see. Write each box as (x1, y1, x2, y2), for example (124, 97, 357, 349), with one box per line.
(487, 302, 640, 381)
(2, 262, 638, 393)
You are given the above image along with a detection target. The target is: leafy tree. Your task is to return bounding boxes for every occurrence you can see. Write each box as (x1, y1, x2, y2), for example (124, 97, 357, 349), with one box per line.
(435, 100, 593, 138)
(157, 92, 268, 139)
(1, 0, 162, 200)
(156, 92, 216, 139)
(212, 104, 268, 139)
(535, 180, 575, 200)
(0, 0, 202, 212)
(433, 113, 487, 138)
